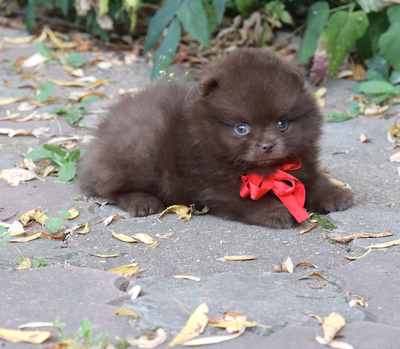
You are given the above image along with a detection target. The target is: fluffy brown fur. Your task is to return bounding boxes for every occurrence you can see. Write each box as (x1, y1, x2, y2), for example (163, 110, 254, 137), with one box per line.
(78, 48, 353, 228)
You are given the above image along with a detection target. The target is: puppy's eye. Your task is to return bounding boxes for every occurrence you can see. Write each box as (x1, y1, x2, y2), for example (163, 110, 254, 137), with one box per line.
(235, 123, 249, 135)
(277, 120, 288, 132)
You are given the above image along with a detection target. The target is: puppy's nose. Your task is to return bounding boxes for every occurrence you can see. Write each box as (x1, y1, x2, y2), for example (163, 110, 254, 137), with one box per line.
(260, 142, 274, 153)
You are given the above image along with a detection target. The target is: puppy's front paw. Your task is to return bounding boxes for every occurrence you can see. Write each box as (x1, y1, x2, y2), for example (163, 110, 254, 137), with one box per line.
(309, 187, 354, 214)
(117, 192, 165, 217)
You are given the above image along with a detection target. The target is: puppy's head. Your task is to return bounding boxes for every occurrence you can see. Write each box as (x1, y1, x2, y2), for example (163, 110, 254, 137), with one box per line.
(187, 48, 322, 175)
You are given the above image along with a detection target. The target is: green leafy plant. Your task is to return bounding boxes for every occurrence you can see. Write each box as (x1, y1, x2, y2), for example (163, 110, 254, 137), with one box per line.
(36, 81, 55, 103)
(25, 144, 84, 183)
(47, 96, 98, 125)
(2, 56, 21, 73)
(34, 255, 51, 268)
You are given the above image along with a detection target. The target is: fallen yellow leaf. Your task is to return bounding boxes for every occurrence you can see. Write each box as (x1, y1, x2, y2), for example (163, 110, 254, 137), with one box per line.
(65, 207, 79, 219)
(84, 78, 109, 91)
(75, 222, 90, 235)
(18, 207, 41, 226)
(3, 36, 35, 44)
(389, 152, 400, 163)
(9, 232, 42, 243)
(314, 87, 327, 98)
(104, 214, 124, 226)
(332, 232, 393, 242)
(112, 231, 137, 243)
(49, 79, 87, 87)
(127, 328, 167, 348)
(274, 256, 293, 273)
(14, 257, 32, 270)
(90, 253, 120, 258)
(167, 302, 209, 348)
(299, 272, 330, 283)
(297, 223, 317, 235)
(224, 255, 258, 261)
(322, 312, 346, 342)
(159, 205, 192, 221)
(1, 168, 38, 186)
(8, 221, 25, 236)
(303, 313, 323, 324)
(134, 233, 158, 249)
(296, 261, 318, 268)
(34, 210, 49, 225)
(0, 328, 51, 344)
(0, 96, 26, 106)
(108, 263, 139, 277)
(182, 328, 246, 346)
(113, 308, 138, 318)
(370, 238, 400, 249)
(359, 133, 371, 143)
(172, 275, 201, 281)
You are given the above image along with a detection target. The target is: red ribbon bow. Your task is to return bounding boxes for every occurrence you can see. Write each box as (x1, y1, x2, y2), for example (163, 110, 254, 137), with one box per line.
(240, 162, 309, 223)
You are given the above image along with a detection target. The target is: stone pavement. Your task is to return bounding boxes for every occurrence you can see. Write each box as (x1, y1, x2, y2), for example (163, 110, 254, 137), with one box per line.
(1, 28, 400, 348)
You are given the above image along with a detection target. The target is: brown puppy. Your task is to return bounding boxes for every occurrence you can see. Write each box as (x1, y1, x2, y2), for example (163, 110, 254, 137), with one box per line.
(78, 48, 353, 228)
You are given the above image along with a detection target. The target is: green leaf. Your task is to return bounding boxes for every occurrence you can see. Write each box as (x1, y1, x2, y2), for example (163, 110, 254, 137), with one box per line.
(369, 92, 393, 105)
(379, 5, 400, 72)
(99, 0, 109, 16)
(327, 112, 353, 123)
(78, 96, 98, 108)
(25, 148, 59, 162)
(69, 52, 84, 67)
(347, 100, 361, 117)
(79, 317, 93, 342)
(151, 17, 181, 80)
(319, 11, 369, 78)
(44, 217, 64, 233)
(144, 0, 183, 54)
(92, 15, 110, 43)
(59, 206, 72, 218)
(55, 0, 68, 15)
(34, 42, 53, 57)
(356, 12, 390, 60)
(266, 1, 293, 25)
(0, 225, 6, 237)
(26, 0, 36, 34)
(390, 71, 400, 85)
(177, 0, 210, 49)
(297, 2, 329, 62)
(36, 81, 55, 103)
(235, 0, 255, 16)
(57, 162, 77, 182)
(37, 0, 55, 9)
(213, 0, 226, 23)
(367, 70, 386, 81)
(366, 55, 389, 80)
(352, 81, 396, 95)
(201, 0, 219, 34)
(65, 149, 81, 163)
(43, 144, 67, 159)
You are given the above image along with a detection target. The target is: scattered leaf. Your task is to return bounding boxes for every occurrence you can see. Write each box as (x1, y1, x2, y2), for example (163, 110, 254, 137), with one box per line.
(224, 255, 258, 261)
(370, 238, 400, 249)
(1, 168, 38, 186)
(21, 73, 37, 80)
(167, 302, 209, 348)
(159, 205, 192, 221)
(0, 96, 26, 106)
(14, 257, 32, 270)
(296, 261, 318, 268)
(68, 91, 107, 101)
(322, 312, 346, 342)
(18, 322, 54, 329)
(3, 36, 35, 44)
(75, 222, 90, 234)
(83, 78, 109, 91)
(274, 256, 294, 273)
(303, 313, 324, 324)
(8, 221, 25, 236)
(48, 79, 87, 87)
(113, 308, 138, 318)
(172, 275, 201, 281)
(155, 232, 174, 239)
(104, 214, 124, 226)
(182, 328, 245, 346)
(90, 253, 119, 258)
(108, 263, 140, 277)
(347, 293, 368, 307)
(299, 272, 331, 283)
(21, 53, 50, 68)
(298, 223, 317, 235)
(332, 232, 393, 242)
(112, 231, 137, 243)
(315, 335, 354, 349)
(128, 285, 141, 299)
(65, 207, 79, 219)
(315, 87, 327, 99)
(0, 328, 51, 343)
(329, 178, 353, 191)
(34, 210, 49, 225)
(127, 328, 167, 349)
(389, 152, 400, 163)
(9, 232, 42, 242)
(18, 207, 41, 226)
(359, 133, 372, 143)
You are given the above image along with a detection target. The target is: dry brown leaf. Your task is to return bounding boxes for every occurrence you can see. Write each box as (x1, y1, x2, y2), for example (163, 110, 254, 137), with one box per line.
(84, 78, 109, 91)
(389, 152, 400, 163)
(159, 205, 192, 221)
(49, 79, 87, 87)
(128, 285, 141, 299)
(332, 232, 393, 242)
(112, 231, 137, 243)
(296, 261, 318, 268)
(224, 255, 258, 261)
(8, 221, 25, 236)
(90, 253, 119, 258)
(20, 73, 37, 80)
(14, 257, 32, 270)
(113, 308, 138, 318)
(0, 328, 51, 344)
(182, 328, 246, 346)
(0, 113, 21, 121)
(43, 165, 55, 177)
(274, 256, 294, 273)
(329, 178, 353, 191)
(387, 123, 400, 143)
(134, 233, 157, 249)
(104, 214, 124, 226)
(127, 328, 167, 349)
(370, 238, 400, 249)
(155, 232, 174, 239)
(347, 293, 368, 308)
(3, 36, 35, 44)
(172, 275, 201, 281)
(303, 313, 323, 324)
(15, 112, 39, 123)
(0, 96, 26, 106)
(9, 232, 42, 242)
(298, 223, 317, 235)
(351, 61, 366, 81)
(315, 335, 354, 349)
(22, 53, 50, 68)
(364, 103, 388, 116)
(299, 272, 330, 283)
(322, 312, 346, 342)
(18, 207, 41, 226)
(34, 210, 49, 225)
(108, 263, 140, 277)
(1, 168, 38, 186)
(360, 133, 371, 143)
(167, 302, 209, 348)
(68, 91, 108, 101)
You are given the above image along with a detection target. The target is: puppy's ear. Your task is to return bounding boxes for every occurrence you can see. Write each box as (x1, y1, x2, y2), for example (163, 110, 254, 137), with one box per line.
(199, 77, 219, 97)
(291, 66, 305, 87)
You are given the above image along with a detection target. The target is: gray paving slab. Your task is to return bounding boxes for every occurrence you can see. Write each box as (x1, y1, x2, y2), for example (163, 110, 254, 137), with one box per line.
(1, 27, 400, 348)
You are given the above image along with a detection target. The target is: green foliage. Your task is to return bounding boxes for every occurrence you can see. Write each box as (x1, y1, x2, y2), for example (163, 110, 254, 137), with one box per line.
(326, 112, 353, 123)
(235, 0, 256, 16)
(44, 217, 64, 233)
(36, 81, 55, 103)
(59, 206, 72, 218)
(34, 42, 53, 57)
(297, 2, 329, 62)
(47, 96, 98, 125)
(34, 255, 51, 268)
(315, 215, 337, 229)
(2, 56, 20, 73)
(69, 52, 84, 67)
(25, 144, 83, 183)
(77, 317, 93, 343)
(265, 1, 294, 25)
(379, 5, 400, 72)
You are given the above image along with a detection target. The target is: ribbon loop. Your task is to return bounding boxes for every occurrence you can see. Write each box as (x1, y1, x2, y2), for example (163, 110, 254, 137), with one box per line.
(240, 163, 309, 223)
